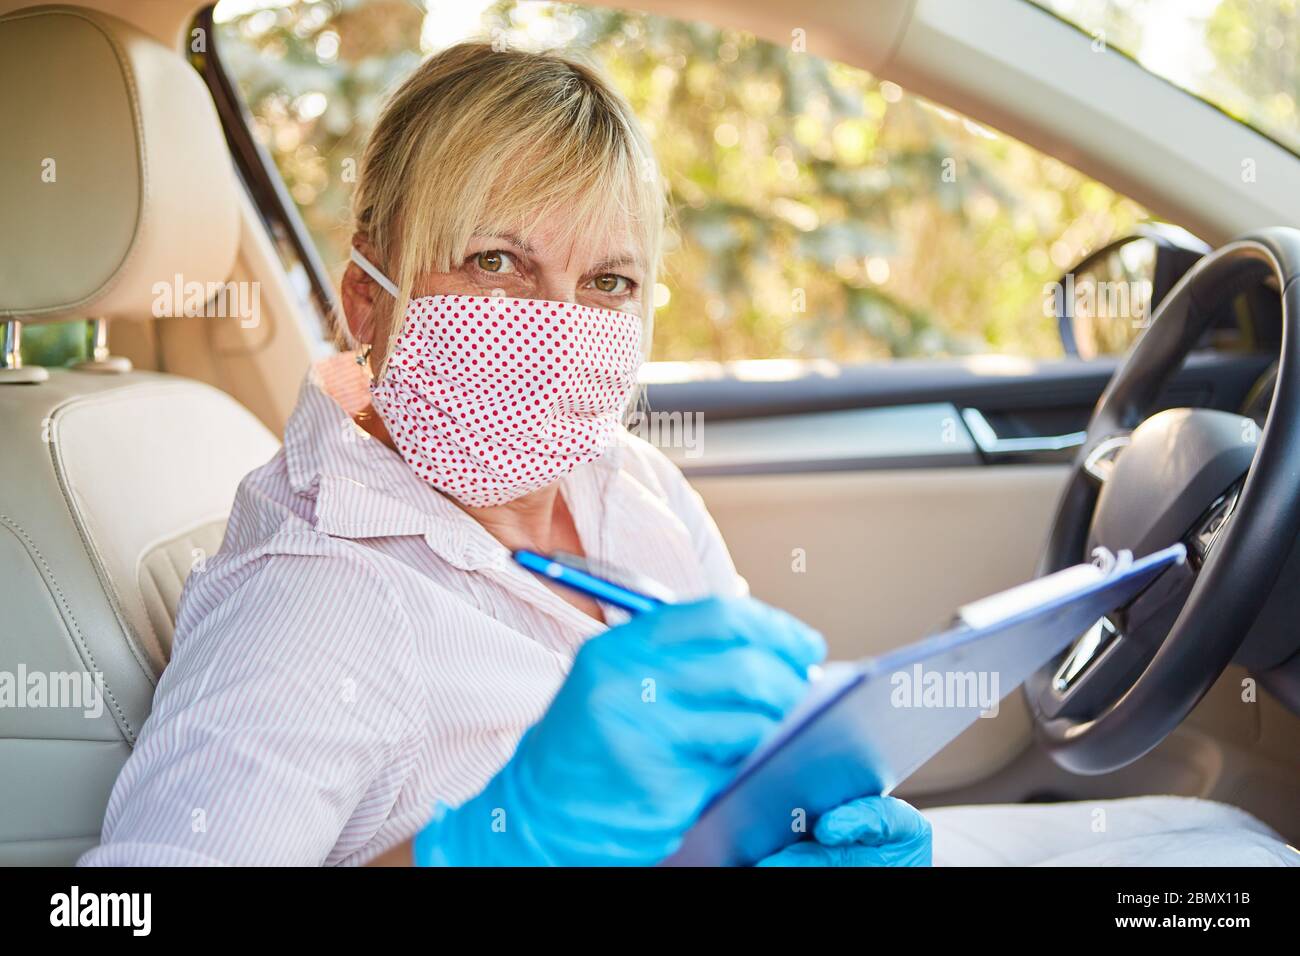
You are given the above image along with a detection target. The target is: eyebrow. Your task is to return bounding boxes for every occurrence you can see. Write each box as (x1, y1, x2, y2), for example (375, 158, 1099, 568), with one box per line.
(472, 231, 536, 254)
(587, 254, 643, 274)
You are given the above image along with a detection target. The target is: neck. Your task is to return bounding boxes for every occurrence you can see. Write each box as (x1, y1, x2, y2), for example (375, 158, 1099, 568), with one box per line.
(458, 484, 567, 553)
(354, 403, 569, 553)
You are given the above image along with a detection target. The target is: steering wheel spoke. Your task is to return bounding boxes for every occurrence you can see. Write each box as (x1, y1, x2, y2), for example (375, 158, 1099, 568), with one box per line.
(1186, 478, 1244, 567)
(1037, 555, 1196, 721)
(1039, 617, 1144, 719)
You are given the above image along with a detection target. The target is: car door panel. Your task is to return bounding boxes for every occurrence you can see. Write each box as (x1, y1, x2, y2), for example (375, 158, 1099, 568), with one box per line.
(684, 465, 1064, 793)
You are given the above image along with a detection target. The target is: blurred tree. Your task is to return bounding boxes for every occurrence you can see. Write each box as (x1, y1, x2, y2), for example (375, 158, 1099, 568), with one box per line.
(1038, 0, 1298, 152)
(1205, 0, 1299, 147)
(213, 0, 1152, 363)
(16, 321, 87, 368)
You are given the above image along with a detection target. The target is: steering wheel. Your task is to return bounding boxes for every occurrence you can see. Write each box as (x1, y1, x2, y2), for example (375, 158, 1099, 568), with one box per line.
(1025, 227, 1300, 775)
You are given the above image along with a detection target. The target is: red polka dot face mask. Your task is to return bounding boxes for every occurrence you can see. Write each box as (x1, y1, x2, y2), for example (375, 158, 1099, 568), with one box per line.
(351, 249, 643, 507)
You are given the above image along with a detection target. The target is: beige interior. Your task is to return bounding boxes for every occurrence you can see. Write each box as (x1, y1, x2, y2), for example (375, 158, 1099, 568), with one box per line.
(0, 5, 281, 863)
(108, 183, 319, 435)
(0, 5, 240, 321)
(689, 462, 1300, 840)
(1, 0, 1299, 861)
(691, 466, 1068, 792)
(0, 0, 316, 433)
(693, 467, 1069, 653)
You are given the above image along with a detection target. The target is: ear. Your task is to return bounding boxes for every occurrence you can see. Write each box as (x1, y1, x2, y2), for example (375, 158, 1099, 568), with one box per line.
(340, 236, 384, 348)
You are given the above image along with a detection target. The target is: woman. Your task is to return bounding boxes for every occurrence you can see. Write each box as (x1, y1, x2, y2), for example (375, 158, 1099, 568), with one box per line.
(81, 41, 1295, 868)
(77, 41, 926, 867)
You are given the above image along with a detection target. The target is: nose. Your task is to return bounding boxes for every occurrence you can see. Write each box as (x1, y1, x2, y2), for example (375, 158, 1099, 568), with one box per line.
(535, 278, 578, 304)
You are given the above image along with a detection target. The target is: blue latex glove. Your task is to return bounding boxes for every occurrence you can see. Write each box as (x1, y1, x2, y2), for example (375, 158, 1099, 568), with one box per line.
(414, 596, 826, 866)
(757, 795, 932, 866)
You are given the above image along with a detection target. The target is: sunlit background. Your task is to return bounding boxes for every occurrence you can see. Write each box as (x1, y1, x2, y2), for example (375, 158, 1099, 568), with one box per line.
(1035, 0, 1297, 153)
(22, 0, 1294, 366)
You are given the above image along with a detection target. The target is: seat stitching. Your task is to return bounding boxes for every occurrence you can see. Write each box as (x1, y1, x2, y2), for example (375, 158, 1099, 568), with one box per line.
(45, 383, 268, 682)
(47, 412, 164, 684)
(0, 514, 136, 743)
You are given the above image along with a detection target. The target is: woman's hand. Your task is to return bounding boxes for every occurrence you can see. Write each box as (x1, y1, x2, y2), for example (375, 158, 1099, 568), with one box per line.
(756, 795, 932, 867)
(412, 597, 825, 866)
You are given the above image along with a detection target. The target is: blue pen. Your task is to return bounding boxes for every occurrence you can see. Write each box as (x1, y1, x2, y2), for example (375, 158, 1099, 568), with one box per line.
(514, 551, 823, 681)
(513, 549, 664, 615)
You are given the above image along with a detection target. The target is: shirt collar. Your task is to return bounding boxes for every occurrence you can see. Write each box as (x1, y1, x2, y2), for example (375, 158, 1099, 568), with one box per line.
(283, 370, 505, 570)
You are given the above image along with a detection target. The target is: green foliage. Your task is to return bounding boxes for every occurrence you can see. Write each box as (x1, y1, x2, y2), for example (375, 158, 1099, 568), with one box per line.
(1039, 0, 1298, 155)
(214, 0, 1152, 362)
(1204, 0, 1299, 148)
(18, 321, 87, 368)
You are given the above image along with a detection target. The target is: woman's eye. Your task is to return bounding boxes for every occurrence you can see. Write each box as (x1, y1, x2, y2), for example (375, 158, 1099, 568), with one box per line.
(591, 273, 632, 295)
(473, 250, 516, 274)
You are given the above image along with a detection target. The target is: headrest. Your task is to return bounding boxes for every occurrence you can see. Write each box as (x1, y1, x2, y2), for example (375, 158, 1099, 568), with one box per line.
(0, 5, 241, 323)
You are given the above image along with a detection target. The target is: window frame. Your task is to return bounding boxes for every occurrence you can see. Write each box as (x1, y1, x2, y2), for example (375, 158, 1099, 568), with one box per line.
(192, 4, 340, 342)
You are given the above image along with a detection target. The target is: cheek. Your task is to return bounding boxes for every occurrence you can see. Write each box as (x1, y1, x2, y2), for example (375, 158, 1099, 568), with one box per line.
(468, 275, 529, 296)
(409, 275, 474, 298)
(443, 270, 534, 298)
(576, 290, 642, 313)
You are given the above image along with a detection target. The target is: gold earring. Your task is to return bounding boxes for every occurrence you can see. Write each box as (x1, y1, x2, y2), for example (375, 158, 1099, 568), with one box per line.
(355, 344, 373, 367)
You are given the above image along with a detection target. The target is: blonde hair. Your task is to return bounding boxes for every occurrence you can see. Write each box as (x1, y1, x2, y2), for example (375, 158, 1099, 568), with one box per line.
(350, 41, 665, 373)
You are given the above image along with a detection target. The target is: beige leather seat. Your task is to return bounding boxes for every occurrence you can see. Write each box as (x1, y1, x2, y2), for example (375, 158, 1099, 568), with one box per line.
(0, 6, 280, 864)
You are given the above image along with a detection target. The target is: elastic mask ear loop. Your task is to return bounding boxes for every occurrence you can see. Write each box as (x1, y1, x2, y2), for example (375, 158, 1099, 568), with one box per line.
(349, 247, 402, 382)
(350, 247, 401, 298)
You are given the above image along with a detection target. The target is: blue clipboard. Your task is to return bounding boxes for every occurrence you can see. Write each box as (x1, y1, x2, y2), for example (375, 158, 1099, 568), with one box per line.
(663, 543, 1186, 867)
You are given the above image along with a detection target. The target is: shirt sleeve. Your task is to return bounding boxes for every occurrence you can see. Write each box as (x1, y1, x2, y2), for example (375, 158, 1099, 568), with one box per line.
(78, 551, 424, 866)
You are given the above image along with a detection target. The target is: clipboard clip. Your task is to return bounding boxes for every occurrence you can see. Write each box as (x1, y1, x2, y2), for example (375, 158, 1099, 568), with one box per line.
(1089, 546, 1133, 576)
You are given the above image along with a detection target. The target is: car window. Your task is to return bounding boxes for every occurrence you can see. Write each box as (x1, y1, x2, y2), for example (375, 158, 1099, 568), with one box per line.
(213, 0, 1152, 362)
(1030, 0, 1300, 157)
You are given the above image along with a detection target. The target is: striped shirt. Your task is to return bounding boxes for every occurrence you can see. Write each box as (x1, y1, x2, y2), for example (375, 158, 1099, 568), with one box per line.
(78, 370, 744, 866)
